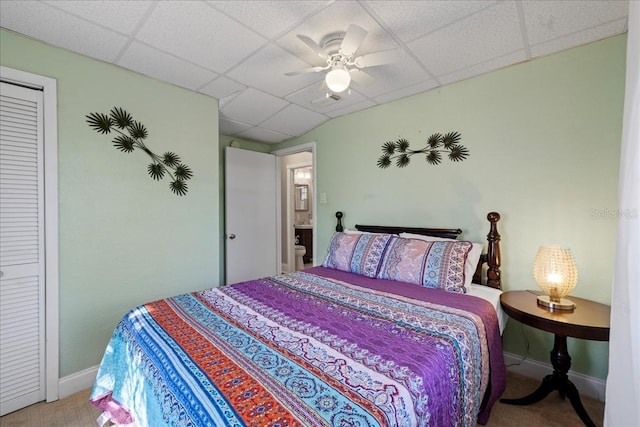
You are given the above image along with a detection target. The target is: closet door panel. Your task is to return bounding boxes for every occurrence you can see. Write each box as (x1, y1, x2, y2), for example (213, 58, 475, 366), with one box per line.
(0, 82, 45, 416)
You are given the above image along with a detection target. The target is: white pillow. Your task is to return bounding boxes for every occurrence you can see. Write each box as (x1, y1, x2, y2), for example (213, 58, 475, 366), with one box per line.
(343, 228, 366, 234)
(399, 233, 455, 242)
(344, 229, 398, 235)
(399, 232, 483, 288)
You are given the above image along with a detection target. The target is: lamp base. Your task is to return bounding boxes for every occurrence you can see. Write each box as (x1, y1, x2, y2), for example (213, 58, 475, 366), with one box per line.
(537, 295, 576, 311)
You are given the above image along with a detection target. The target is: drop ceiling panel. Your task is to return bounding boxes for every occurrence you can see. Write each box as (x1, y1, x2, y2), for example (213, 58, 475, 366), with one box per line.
(326, 99, 377, 118)
(219, 116, 252, 135)
(136, 1, 266, 73)
(286, 84, 368, 114)
(407, 1, 524, 78)
(0, 0, 128, 63)
(364, 0, 498, 42)
(530, 17, 628, 58)
(217, 91, 242, 109)
(438, 50, 526, 86)
(221, 88, 289, 125)
(237, 126, 292, 143)
(199, 76, 246, 100)
(259, 104, 328, 136)
(226, 43, 325, 97)
(522, 0, 630, 45)
(373, 79, 439, 104)
(42, 0, 153, 35)
(118, 42, 218, 91)
(209, 0, 331, 39)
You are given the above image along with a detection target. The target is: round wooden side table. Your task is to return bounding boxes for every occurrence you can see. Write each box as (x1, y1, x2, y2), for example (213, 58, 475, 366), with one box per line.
(499, 290, 610, 427)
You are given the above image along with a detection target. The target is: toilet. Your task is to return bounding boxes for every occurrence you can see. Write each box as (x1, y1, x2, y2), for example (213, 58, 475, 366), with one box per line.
(295, 245, 306, 271)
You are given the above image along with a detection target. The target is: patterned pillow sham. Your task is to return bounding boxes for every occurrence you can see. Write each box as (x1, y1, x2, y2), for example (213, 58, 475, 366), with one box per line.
(322, 232, 394, 277)
(398, 232, 483, 289)
(377, 237, 473, 293)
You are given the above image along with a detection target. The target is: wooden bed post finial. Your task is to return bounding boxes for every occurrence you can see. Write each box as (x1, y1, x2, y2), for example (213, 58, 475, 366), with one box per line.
(335, 211, 344, 232)
(486, 212, 501, 289)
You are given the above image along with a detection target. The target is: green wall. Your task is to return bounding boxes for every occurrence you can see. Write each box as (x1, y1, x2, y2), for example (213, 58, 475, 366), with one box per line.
(1, 29, 220, 377)
(273, 35, 626, 380)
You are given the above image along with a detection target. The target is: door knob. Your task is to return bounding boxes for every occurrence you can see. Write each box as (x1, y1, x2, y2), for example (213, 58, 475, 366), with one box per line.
(228, 234, 236, 239)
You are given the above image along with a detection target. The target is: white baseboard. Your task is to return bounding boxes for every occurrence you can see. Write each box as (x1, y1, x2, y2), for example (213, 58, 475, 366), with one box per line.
(503, 352, 606, 401)
(58, 365, 99, 399)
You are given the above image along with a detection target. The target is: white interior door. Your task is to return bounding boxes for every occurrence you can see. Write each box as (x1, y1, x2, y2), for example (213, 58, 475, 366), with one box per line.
(225, 147, 277, 284)
(0, 81, 46, 415)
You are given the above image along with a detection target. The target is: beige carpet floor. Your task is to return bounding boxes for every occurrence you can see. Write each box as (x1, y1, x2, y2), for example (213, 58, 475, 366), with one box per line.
(0, 372, 604, 427)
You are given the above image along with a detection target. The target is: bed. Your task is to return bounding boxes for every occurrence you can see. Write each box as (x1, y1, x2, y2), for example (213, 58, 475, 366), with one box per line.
(90, 212, 506, 427)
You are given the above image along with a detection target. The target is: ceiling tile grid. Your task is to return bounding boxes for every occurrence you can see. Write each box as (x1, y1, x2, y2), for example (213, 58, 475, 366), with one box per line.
(43, 0, 154, 35)
(529, 17, 629, 58)
(117, 41, 219, 91)
(221, 87, 289, 125)
(0, 0, 130, 63)
(219, 116, 253, 136)
(225, 43, 324, 97)
(326, 99, 378, 118)
(199, 76, 247, 101)
(364, 0, 499, 43)
(286, 84, 369, 114)
(438, 49, 527, 87)
(0, 0, 629, 144)
(406, 2, 525, 78)
(135, 1, 267, 73)
(373, 78, 440, 104)
(236, 126, 292, 143)
(521, 0, 630, 45)
(259, 104, 329, 137)
(208, 0, 332, 40)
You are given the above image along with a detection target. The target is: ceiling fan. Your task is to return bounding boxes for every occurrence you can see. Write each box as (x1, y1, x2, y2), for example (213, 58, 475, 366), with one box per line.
(285, 24, 399, 94)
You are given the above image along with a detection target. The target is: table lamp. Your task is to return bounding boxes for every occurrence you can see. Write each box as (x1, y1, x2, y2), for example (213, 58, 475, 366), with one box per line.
(533, 245, 577, 310)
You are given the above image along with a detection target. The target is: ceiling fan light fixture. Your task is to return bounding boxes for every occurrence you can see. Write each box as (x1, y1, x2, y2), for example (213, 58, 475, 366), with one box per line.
(325, 68, 351, 93)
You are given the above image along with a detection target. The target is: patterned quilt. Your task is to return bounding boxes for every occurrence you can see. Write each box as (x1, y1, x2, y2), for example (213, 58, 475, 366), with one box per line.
(90, 268, 505, 427)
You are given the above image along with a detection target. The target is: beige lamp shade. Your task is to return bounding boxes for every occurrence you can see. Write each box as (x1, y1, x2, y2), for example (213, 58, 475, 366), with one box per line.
(533, 245, 578, 310)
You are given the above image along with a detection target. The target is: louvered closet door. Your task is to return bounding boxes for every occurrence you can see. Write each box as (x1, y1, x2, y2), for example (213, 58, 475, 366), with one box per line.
(0, 81, 45, 416)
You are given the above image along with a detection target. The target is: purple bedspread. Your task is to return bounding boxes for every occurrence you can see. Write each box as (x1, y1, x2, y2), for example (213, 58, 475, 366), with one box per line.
(306, 267, 506, 424)
(90, 267, 505, 427)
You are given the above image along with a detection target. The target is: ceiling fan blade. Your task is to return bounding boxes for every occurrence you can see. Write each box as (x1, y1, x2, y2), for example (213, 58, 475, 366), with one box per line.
(284, 66, 326, 76)
(354, 49, 400, 68)
(297, 35, 329, 60)
(349, 69, 375, 86)
(339, 24, 367, 57)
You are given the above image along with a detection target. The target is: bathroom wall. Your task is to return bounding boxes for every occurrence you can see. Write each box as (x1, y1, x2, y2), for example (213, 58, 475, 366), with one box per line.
(294, 167, 314, 226)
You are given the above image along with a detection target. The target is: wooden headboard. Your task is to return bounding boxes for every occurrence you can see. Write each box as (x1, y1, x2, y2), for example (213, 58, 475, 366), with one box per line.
(334, 211, 502, 289)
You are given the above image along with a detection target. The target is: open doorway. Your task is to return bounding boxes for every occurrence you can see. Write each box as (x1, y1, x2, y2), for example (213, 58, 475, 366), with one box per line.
(272, 143, 316, 273)
(289, 162, 313, 271)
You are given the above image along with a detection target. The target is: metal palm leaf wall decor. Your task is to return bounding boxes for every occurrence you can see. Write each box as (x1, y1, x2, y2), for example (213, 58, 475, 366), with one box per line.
(86, 107, 193, 196)
(377, 132, 469, 168)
